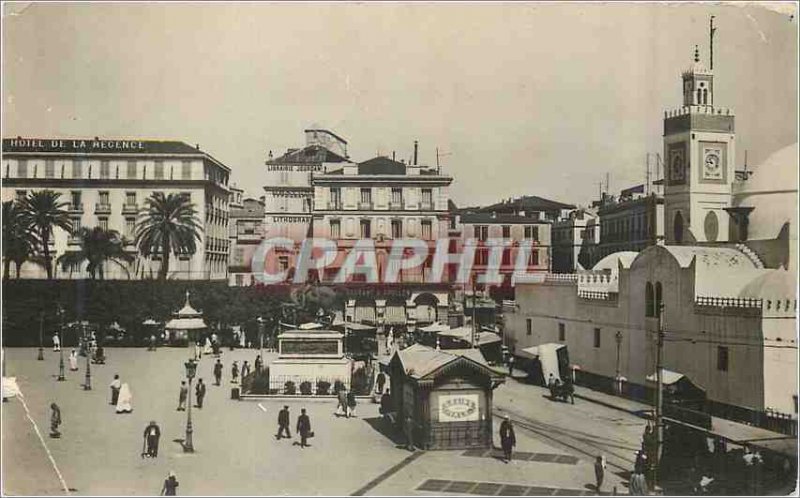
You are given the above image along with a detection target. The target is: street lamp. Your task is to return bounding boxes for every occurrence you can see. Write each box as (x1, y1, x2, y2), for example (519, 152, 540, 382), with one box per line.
(615, 331, 623, 394)
(84, 325, 92, 390)
(183, 358, 197, 453)
(37, 312, 44, 361)
(257, 317, 264, 359)
(56, 305, 65, 381)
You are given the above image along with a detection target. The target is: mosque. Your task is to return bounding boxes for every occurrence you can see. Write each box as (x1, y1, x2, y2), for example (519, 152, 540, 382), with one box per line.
(506, 46, 798, 421)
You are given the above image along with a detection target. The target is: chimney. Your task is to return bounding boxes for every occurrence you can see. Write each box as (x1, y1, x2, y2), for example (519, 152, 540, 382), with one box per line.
(392, 151, 396, 161)
(413, 140, 418, 165)
(195, 143, 200, 150)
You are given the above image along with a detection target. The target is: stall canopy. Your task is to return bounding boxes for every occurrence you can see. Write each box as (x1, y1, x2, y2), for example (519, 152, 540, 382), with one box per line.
(142, 318, 159, 326)
(346, 323, 377, 333)
(298, 322, 323, 330)
(392, 343, 503, 382)
(438, 327, 502, 347)
(646, 368, 686, 385)
(518, 343, 568, 384)
(165, 291, 207, 331)
(646, 368, 706, 401)
(420, 322, 449, 333)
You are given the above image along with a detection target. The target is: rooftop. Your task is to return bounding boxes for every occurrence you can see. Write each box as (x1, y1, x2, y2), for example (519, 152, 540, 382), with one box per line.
(270, 144, 349, 164)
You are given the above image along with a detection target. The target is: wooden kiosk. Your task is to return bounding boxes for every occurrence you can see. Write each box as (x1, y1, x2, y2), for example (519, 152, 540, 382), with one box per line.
(388, 344, 505, 450)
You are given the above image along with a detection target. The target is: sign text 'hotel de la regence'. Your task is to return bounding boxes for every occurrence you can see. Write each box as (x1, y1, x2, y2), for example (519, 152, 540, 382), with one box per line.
(5, 138, 146, 152)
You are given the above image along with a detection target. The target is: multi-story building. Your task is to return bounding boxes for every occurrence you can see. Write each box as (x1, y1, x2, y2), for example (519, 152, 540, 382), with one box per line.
(229, 196, 265, 287)
(1, 137, 231, 280)
(263, 129, 351, 243)
(552, 207, 599, 273)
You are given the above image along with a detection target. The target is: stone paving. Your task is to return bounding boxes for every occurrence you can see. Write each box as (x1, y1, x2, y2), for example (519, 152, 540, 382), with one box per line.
(3, 348, 637, 496)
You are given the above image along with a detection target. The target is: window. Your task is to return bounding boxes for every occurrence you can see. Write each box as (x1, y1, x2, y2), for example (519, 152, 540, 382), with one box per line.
(98, 217, 109, 231)
(502, 225, 511, 238)
(476, 248, 489, 266)
(330, 188, 342, 209)
(16, 190, 27, 201)
(529, 249, 539, 266)
(18, 161, 28, 178)
(360, 188, 372, 206)
(100, 161, 110, 179)
(645, 282, 654, 317)
(154, 161, 164, 179)
(126, 161, 136, 179)
(99, 191, 110, 205)
(70, 191, 81, 210)
(558, 323, 565, 342)
(71, 217, 82, 233)
(181, 162, 191, 180)
(421, 188, 433, 207)
(45, 160, 55, 178)
(594, 328, 601, 348)
(125, 192, 136, 207)
(502, 247, 511, 265)
(235, 274, 244, 286)
(391, 220, 402, 239)
(526, 318, 532, 336)
(235, 247, 245, 265)
(124, 217, 135, 238)
(391, 188, 403, 207)
(475, 225, 488, 242)
(330, 220, 341, 239)
(524, 225, 539, 241)
(360, 219, 371, 239)
(278, 256, 289, 272)
(655, 282, 663, 316)
(421, 220, 432, 240)
(717, 346, 729, 372)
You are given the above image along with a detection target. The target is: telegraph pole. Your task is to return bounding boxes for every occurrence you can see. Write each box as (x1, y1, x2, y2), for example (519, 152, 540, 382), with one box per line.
(654, 301, 665, 486)
(471, 277, 478, 348)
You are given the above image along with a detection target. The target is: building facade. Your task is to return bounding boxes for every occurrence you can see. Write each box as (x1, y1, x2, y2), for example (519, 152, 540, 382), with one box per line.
(2, 137, 231, 280)
(552, 208, 599, 273)
(589, 191, 664, 267)
(229, 197, 265, 286)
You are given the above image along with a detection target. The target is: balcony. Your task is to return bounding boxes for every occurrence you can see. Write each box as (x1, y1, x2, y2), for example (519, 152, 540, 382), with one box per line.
(327, 201, 343, 210)
(122, 203, 138, 214)
(95, 203, 112, 214)
(68, 203, 83, 213)
(358, 202, 373, 210)
(420, 202, 433, 211)
(68, 234, 81, 245)
(389, 201, 405, 210)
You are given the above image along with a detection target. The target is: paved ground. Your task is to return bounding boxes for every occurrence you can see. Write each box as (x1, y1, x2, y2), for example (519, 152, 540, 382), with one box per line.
(3, 348, 645, 496)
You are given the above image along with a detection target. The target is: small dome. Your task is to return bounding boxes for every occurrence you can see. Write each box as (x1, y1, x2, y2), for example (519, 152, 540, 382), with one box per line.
(735, 143, 799, 195)
(738, 269, 797, 300)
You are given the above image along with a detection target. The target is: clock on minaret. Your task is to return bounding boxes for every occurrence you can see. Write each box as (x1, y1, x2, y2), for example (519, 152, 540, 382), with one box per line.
(702, 148, 723, 180)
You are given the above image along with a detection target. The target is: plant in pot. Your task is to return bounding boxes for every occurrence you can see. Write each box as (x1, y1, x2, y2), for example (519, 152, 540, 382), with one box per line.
(316, 380, 331, 396)
(284, 380, 296, 395)
(299, 381, 313, 395)
(333, 380, 345, 394)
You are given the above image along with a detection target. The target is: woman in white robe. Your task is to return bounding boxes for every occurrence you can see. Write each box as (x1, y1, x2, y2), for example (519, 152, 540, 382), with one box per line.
(203, 337, 213, 355)
(68, 349, 79, 371)
(116, 383, 133, 413)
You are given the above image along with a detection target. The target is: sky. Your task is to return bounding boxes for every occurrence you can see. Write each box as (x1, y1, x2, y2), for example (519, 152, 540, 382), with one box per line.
(2, 2, 797, 207)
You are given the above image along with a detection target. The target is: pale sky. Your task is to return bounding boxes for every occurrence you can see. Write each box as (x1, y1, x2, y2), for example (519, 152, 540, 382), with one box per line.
(3, 2, 797, 207)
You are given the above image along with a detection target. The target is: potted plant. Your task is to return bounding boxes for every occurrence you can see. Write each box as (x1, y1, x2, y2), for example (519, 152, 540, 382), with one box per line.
(284, 380, 296, 395)
(316, 380, 331, 396)
(299, 381, 313, 395)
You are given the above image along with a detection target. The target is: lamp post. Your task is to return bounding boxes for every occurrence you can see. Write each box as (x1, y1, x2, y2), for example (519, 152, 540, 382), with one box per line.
(84, 325, 92, 390)
(257, 317, 264, 359)
(615, 331, 623, 394)
(183, 358, 197, 453)
(37, 312, 44, 360)
(57, 305, 65, 381)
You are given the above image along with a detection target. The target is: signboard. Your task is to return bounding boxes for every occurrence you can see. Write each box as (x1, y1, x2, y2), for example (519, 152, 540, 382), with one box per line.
(438, 393, 480, 422)
(281, 340, 338, 355)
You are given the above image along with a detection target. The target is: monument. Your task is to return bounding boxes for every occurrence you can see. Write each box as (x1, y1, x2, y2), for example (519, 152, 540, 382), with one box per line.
(269, 329, 352, 393)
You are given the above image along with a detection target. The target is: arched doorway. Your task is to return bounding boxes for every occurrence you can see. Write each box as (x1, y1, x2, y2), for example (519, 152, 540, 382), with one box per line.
(414, 293, 439, 324)
(674, 211, 684, 244)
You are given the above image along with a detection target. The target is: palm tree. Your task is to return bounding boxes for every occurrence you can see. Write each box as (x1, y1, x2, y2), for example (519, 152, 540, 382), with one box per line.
(18, 191, 72, 280)
(134, 192, 202, 280)
(57, 226, 135, 280)
(2, 200, 39, 279)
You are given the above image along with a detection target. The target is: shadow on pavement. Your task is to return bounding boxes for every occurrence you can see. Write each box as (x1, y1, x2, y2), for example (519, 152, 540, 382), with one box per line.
(362, 416, 406, 446)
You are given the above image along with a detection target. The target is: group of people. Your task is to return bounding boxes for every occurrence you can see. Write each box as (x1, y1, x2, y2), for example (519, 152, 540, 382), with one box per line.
(176, 378, 206, 410)
(109, 374, 133, 413)
(276, 405, 313, 448)
(335, 388, 358, 418)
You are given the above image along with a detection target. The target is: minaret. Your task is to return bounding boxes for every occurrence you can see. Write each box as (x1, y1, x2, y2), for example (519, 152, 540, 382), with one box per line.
(663, 45, 735, 245)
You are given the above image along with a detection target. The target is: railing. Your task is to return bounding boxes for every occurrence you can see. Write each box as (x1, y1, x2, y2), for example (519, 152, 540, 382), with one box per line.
(68, 234, 82, 245)
(544, 273, 578, 283)
(328, 202, 342, 210)
(358, 202, 373, 210)
(95, 203, 112, 214)
(389, 201, 404, 210)
(577, 290, 614, 301)
(68, 204, 84, 213)
(695, 296, 763, 309)
(121, 204, 138, 214)
(420, 202, 433, 210)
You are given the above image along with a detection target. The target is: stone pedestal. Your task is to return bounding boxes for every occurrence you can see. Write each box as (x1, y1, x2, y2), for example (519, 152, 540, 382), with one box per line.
(269, 330, 352, 392)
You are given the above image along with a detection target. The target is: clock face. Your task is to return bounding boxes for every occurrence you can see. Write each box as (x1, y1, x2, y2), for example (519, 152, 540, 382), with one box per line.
(703, 149, 723, 179)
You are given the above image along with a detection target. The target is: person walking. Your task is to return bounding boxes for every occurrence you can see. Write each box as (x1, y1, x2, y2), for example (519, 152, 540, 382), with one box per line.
(629, 471, 648, 496)
(594, 455, 606, 492)
(116, 383, 133, 413)
(52, 333, 61, 352)
(68, 349, 79, 371)
(213, 359, 223, 386)
(254, 355, 263, 373)
(109, 374, 122, 406)
(195, 379, 206, 409)
(376, 372, 386, 394)
(508, 355, 515, 377)
(241, 361, 251, 380)
(276, 405, 291, 440)
(49, 403, 62, 438)
(231, 361, 239, 384)
(499, 415, 516, 463)
(143, 421, 161, 458)
(404, 413, 415, 451)
(176, 381, 188, 411)
(380, 389, 393, 425)
(296, 408, 311, 448)
(337, 388, 348, 417)
(347, 390, 357, 418)
(161, 471, 179, 496)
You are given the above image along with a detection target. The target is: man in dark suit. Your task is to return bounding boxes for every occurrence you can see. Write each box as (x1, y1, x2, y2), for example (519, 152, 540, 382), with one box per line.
(296, 408, 311, 448)
(499, 415, 516, 463)
(143, 420, 161, 458)
(213, 359, 223, 386)
(276, 405, 291, 439)
(195, 378, 206, 408)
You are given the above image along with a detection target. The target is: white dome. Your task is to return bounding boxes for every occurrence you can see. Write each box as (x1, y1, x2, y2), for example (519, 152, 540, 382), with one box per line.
(735, 143, 799, 196)
(738, 269, 797, 300)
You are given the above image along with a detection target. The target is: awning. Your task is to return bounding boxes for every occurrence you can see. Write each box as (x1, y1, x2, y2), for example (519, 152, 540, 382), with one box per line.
(142, 319, 159, 326)
(420, 322, 449, 333)
(298, 322, 323, 330)
(646, 369, 685, 386)
(354, 304, 376, 323)
(165, 317, 206, 330)
(346, 323, 377, 333)
(384, 304, 407, 325)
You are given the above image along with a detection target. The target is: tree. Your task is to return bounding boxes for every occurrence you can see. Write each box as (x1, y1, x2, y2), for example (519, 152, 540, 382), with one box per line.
(18, 191, 72, 280)
(134, 192, 202, 280)
(2, 200, 39, 279)
(57, 226, 134, 280)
